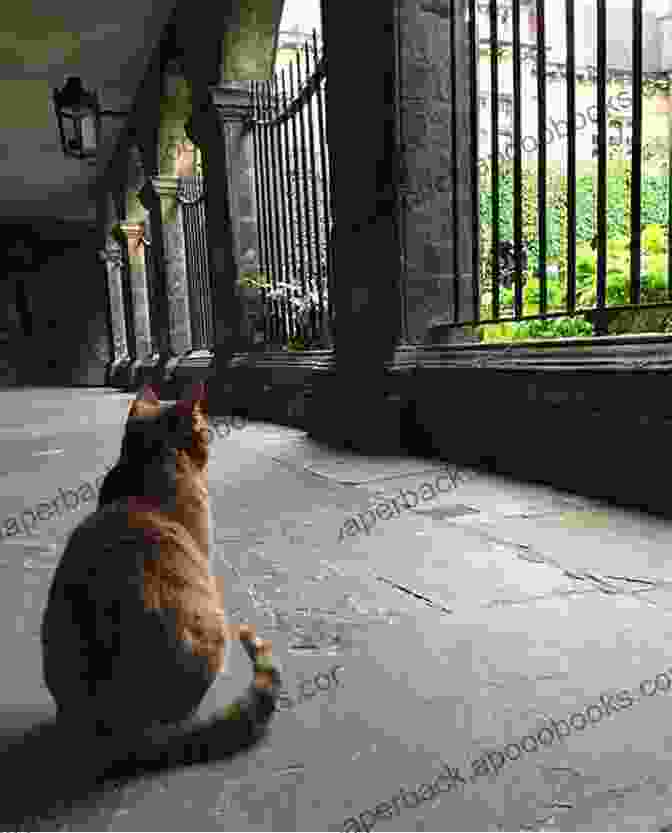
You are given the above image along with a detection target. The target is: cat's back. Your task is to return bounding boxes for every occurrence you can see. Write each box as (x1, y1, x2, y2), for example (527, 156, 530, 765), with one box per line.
(42, 499, 218, 726)
(45, 500, 150, 598)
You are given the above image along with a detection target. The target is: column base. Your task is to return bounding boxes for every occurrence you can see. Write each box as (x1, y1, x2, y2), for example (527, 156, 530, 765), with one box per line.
(172, 349, 216, 399)
(133, 353, 162, 391)
(106, 356, 132, 389)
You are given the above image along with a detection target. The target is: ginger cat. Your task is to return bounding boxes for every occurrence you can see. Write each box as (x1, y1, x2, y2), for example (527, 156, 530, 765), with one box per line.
(40, 383, 280, 772)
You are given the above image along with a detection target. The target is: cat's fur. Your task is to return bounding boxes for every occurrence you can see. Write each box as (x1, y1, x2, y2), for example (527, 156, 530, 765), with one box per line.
(40, 384, 278, 773)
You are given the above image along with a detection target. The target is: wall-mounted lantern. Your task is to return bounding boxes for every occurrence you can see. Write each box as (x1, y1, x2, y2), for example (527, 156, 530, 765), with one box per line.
(53, 76, 128, 161)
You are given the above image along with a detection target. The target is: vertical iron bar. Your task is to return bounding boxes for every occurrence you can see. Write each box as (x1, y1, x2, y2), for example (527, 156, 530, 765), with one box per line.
(629, 0, 642, 305)
(251, 83, 269, 344)
(450, 0, 460, 324)
(469, 0, 480, 324)
(269, 78, 290, 342)
(512, 0, 523, 319)
(281, 68, 300, 339)
(289, 61, 307, 303)
(595, 0, 608, 316)
(274, 74, 294, 340)
(257, 81, 273, 341)
(536, 0, 547, 316)
(304, 39, 326, 339)
(566, 0, 577, 314)
(489, 0, 501, 320)
(313, 30, 333, 328)
(261, 81, 281, 342)
(296, 49, 317, 344)
(668, 72, 672, 300)
(272, 80, 286, 343)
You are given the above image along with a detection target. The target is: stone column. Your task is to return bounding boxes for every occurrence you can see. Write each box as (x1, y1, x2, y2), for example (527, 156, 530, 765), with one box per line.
(313, 0, 405, 451)
(398, 0, 478, 343)
(188, 87, 249, 377)
(209, 82, 259, 278)
(119, 222, 153, 359)
(99, 241, 129, 367)
(210, 82, 261, 348)
(309, 0, 478, 449)
(137, 176, 172, 360)
(150, 175, 193, 354)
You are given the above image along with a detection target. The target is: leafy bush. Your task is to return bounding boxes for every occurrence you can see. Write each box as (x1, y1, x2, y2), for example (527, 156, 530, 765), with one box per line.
(642, 224, 666, 254)
(509, 316, 593, 340)
(478, 161, 672, 341)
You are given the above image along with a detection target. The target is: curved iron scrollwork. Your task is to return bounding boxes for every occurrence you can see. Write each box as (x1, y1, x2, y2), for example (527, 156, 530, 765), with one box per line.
(249, 56, 326, 129)
(176, 175, 206, 206)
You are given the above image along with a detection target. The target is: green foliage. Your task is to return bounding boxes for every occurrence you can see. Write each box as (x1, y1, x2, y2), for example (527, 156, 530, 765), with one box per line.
(643, 224, 666, 254)
(479, 315, 593, 342)
(509, 316, 594, 340)
(479, 163, 669, 259)
(478, 160, 672, 341)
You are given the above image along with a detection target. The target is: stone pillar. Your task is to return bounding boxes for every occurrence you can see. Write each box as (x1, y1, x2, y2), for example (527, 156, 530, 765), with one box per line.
(188, 87, 249, 376)
(310, 0, 478, 448)
(150, 175, 193, 354)
(136, 175, 173, 360)
(210, 82, 261, 349)
(209, 82, 260, 277)
(397, 0, 478, 343)
(313, 0, 405, 450)
(99, 240, 129, 363)
(119, 222, 153, 359)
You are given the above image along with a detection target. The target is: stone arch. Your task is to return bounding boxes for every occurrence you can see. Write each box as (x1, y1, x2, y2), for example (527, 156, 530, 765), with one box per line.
(175, 0, 286, 86)
(158, 63, 195, 177)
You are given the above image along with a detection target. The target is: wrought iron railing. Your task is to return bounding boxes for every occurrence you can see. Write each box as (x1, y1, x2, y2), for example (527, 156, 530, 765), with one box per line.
(452, 0, 672, 339)
(179, 175, 215, 350)
(249, 29, 333, 349)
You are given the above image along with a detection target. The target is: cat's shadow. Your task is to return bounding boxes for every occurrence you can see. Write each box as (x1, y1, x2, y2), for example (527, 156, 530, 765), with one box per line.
(0, 706, 267, 830)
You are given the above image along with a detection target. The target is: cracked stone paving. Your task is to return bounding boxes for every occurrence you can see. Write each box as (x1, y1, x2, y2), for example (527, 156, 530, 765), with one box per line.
(2, 389, 672, 830)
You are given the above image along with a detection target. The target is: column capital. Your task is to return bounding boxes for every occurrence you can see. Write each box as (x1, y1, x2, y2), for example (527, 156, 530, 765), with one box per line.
(119, 221, 146, 254)
(99, 240, 123, 266)
(151, 175, 180, 199)
(209, 82, 254, 123)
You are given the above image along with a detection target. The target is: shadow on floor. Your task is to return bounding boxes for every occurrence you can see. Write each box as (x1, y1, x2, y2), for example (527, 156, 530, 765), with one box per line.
(0, 707, 269, 830)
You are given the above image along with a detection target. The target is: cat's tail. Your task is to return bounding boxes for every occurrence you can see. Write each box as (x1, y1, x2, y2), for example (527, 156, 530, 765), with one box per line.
(102, 653, 282, 777)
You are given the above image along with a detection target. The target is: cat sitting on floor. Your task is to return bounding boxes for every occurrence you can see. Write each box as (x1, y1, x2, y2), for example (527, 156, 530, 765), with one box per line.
(40, 382, 281, 775)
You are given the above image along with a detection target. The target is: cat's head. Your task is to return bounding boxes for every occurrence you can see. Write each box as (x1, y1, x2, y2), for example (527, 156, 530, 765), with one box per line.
(121, 382, 210, 472)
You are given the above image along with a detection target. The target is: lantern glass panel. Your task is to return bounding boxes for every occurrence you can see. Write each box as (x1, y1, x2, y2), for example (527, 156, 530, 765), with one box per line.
(80, 113, 97, 153)
(61, 115, 81, 155)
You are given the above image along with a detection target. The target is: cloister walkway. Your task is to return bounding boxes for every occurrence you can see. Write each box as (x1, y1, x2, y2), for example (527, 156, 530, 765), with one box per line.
(0, 388, 671, 831)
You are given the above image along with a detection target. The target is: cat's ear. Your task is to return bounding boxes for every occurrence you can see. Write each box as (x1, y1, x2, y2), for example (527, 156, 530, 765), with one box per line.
(128, 385, 160, 416)
(175, 381, 207, 417)
(138, 385, 160, 403)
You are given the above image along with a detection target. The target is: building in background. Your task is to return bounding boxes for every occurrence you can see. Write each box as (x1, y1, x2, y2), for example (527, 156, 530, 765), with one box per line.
(478, 0, 672, 172)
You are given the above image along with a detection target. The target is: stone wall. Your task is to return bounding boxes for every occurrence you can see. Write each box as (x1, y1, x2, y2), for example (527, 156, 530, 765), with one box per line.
(398, 0, 478, 342)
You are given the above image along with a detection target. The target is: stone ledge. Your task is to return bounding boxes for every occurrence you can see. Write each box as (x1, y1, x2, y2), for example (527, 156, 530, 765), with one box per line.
(417, 333, 672, 371)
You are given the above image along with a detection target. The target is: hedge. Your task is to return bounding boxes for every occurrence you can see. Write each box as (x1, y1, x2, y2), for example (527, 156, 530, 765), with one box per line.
(479, 165, 669, 274)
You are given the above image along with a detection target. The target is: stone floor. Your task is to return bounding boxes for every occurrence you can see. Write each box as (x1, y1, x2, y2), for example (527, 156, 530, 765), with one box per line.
(1, 387, 672, 830)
